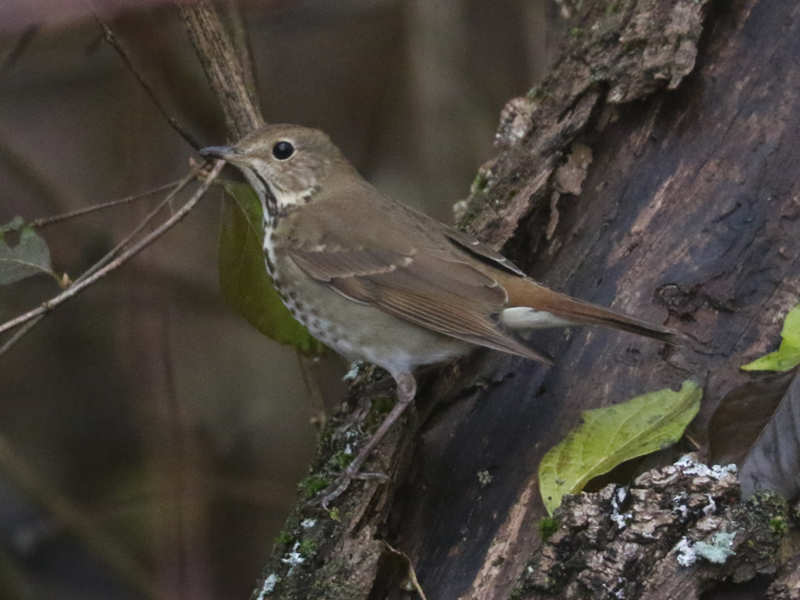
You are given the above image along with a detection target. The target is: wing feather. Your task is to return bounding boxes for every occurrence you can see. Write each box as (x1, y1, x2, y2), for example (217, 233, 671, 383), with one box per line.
(281, 181, 551, 363)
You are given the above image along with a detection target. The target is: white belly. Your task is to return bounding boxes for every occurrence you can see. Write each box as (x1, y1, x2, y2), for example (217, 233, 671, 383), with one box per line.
(267, 245, 469, 377)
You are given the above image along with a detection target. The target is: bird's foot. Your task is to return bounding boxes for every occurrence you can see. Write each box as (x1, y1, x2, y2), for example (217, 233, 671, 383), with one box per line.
(315, 466, 389, 510)
(309, 372, 418, 509)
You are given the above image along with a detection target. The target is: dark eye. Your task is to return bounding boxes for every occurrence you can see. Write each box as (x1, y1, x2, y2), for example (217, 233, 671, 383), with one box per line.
(272, 141, 294, 160)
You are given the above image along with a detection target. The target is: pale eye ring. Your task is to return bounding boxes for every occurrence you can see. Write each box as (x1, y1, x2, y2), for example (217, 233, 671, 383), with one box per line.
(272, 141, 294, 160)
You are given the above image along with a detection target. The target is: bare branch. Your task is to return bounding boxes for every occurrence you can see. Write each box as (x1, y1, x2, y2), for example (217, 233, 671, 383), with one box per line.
(0, 135, 71, 214)
(74, 171, 196, 285)
(176, 0, 264, 139)
(1, 24, 38, 72)
(0, 161, 224, 339)
(93, 16, 201, 150)
(31, 180, 180, 228)
(0, 315, 43, 356)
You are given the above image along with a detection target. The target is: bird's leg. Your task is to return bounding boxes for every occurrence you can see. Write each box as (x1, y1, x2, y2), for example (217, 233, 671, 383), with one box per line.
(317, 372, 417, 509)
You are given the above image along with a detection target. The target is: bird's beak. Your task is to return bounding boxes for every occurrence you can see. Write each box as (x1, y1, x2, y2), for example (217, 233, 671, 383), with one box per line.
(199, 145, 240, 160)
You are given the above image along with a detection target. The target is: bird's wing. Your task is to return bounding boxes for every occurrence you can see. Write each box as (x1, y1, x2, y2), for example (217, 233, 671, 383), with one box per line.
(440, 225, 526, 277)
(283, 192, 551, 363)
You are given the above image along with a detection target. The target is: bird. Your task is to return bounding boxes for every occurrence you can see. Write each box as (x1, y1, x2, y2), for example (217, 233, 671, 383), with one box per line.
(200, 124, 677, 506)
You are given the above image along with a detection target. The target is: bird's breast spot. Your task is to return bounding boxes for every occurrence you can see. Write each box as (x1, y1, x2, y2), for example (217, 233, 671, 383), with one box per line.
(501, 307, 575, 329)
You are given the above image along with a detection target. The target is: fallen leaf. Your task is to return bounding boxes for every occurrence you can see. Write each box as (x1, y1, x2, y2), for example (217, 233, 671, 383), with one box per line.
(539, 380, 702, 514)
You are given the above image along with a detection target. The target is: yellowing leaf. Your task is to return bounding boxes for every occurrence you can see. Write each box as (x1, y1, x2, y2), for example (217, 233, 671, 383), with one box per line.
(0, 217, 57, 285)
(218, 183, 324, 356)
(538, 380, 701, 514)
(741, 305, 800, 372)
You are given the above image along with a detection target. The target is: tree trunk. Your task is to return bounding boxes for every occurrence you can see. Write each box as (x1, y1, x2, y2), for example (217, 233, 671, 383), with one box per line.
(252, 0, 800, 598)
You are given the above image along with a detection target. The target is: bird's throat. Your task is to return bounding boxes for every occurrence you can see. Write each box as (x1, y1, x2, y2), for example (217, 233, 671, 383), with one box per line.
(250, 170, 279, 226)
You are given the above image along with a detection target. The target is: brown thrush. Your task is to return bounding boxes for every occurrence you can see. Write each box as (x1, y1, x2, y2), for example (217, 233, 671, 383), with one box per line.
(200, 124, 677, 506)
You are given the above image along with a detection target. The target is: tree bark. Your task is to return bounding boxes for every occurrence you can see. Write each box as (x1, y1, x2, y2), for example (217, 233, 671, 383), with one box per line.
(228, 0, 800, 597)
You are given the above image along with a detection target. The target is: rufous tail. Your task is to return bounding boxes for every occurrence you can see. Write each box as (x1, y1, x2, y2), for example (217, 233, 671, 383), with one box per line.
(500, 275, 679, 344)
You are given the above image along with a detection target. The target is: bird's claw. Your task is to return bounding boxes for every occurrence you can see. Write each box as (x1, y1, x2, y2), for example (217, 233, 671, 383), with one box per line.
(314, 467, 389, 510)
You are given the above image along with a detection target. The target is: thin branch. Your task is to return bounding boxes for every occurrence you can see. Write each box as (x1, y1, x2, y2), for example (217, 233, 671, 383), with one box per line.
(0, 136, 71, 215)
(93, 16, 201, 150)
(1, 177, 194, 357)
(74, 171, 195, 285)
(31, 180, 180, 228)
(0, 161, 224, 339)
(2, 24, 38, 72)
(0, 315, 43, 356)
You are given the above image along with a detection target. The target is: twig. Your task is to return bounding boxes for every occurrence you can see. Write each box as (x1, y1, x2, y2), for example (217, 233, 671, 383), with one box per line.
(74, 171, 195, 285)
(93, 16, 201, 150)
(176, 0, 263, 139)
(0, 161, 224, 338)
(381, 541, 429, 600)
(31, 180, 180, 228)
(0, 315, 44, 356)
(0, 136, 71, 215)
(1, 177, 194, 357)
(0, 433, 161, 599)
(1, 24, 38, 72)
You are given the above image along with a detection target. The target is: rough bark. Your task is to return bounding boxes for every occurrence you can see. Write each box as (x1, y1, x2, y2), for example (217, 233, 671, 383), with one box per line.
(515, 456, 787, 600)
(243, 0, 800, 598)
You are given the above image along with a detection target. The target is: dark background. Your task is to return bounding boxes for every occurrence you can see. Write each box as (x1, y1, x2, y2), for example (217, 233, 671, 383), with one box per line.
(0, 1, 561, 598)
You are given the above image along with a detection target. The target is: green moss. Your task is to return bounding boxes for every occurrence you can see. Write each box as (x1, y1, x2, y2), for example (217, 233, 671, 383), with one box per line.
(328, 507, 341, 522)
(275, 530, 294, 547)
(769, 516, 787, 535)
(298, 539, 318, 558)
(298, 474, 329, 499)
(471, 172, 489, 195)
(538, 516, 560, 541)
(330, 450, 353, 471)
(364, 395, 395, 431)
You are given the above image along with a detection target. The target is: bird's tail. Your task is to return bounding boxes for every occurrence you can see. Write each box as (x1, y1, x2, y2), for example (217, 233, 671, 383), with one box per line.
(498, 275, 679, 345)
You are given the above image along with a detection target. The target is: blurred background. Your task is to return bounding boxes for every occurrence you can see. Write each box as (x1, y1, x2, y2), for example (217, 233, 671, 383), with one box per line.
(0, 1, 562, 598)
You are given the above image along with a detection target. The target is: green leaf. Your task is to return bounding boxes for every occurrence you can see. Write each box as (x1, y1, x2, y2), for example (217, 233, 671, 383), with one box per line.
(218, 183, 324, 355)
(538, 380, 702, 514)
(0, 217, 57, 285)
(741, 305, 800, 372)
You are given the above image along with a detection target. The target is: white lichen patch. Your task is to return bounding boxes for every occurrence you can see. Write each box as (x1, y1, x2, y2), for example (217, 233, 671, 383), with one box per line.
(694, 531, 736, 564)
(610, 486, 632, 530)
(300, 518, 317, 529)
(675, 531, 736, 567)
(342, 361, 363, 382)
(477, 469, 493, 487)
(702, 494, 717, 516)
(281, 541, 306, 575)
(672, 491, 689, 518)
(675, 537, 697, 567)
(674, 455, 737, 480)
(256, 573, 279, 599)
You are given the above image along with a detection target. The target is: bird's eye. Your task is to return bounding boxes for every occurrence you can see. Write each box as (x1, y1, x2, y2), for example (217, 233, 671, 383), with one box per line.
(272, 141, 294, 160)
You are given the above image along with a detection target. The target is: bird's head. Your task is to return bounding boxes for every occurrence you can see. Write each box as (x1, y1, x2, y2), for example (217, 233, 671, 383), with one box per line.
(200, 124, 348, 218)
